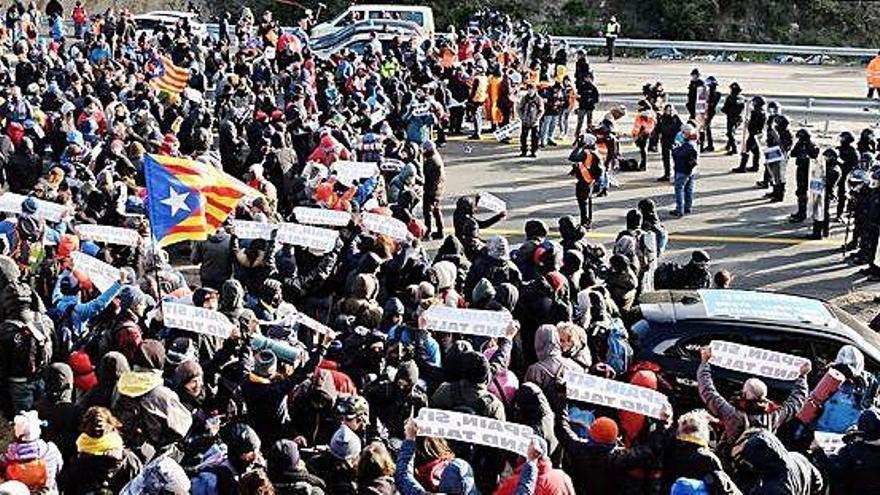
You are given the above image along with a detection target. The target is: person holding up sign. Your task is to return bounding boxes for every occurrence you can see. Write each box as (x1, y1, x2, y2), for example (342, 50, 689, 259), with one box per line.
(395, 418, 483, 495)
(697, 345, 810, 458)
(241, 326, 334, 444)
(51, 266, 126, 347)
(557, 393, 671, 495)
(494, 435, 574, 495)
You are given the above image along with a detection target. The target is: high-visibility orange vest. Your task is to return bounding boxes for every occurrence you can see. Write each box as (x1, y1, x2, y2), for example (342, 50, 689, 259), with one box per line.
(867, 56, 880, 89)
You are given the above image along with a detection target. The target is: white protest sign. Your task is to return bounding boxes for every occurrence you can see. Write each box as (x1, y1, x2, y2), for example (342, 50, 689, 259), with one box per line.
(163, 302, 234, 339)
(564, 369, 669, 420)
(77, 225, 141, 247)
(0, 193, 67, 222)
(276, 223, 339, 252)
(422, 306, 511, 338)
(379, 159, 405, 173)
(70, 251, 120, 292)
(416, 408, 533, 456)
(370, 106, 389, 125)
(709, 340, 809, 381)
(293, 207, 351, 227)
(361, 212, 410, 241)
(332, 160, 379, 186)
(492, 121, 520, 142)
(814, 431, 845, 455)
(478, 192, 507, 213)
(410, 102, 431, 117)
(764, 146, 784, 164)
(231, 220, 277, 240)
(295, 312, 338, 339)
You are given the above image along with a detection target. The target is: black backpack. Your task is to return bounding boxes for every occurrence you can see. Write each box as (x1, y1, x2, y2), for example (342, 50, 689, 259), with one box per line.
(47, 303, 76, 361)
(654, 261, 684, 290)
(5, 316, 53, 378)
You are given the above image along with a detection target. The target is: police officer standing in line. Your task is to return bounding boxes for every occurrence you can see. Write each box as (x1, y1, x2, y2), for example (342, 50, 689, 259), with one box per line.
(686, 68, 704, 121)
(732, 95, 767, 174)
(790, 129, 821, 223)
(604, 15, 621, 62)
(721, 82, 745, 155)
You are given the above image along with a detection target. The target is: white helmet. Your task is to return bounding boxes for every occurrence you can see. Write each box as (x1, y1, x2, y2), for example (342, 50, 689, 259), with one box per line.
(582, 133, 597, 147)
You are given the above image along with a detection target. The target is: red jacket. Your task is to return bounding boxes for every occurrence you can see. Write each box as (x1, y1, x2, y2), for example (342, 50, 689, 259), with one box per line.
(493, 458, 575, 495)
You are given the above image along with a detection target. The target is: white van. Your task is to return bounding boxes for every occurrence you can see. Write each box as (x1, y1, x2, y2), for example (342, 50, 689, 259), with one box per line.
(311, 5, 434, 39)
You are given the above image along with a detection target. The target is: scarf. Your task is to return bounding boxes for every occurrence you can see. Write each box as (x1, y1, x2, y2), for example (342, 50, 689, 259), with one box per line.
(76, 432, 124, 455)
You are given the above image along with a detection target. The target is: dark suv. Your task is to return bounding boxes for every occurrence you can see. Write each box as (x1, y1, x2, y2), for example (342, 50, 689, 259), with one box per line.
(631, 289, 880, 411)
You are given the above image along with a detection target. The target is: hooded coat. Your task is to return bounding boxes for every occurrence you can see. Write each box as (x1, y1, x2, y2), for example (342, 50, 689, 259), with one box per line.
(335, 273, 383, 329)
(266, 439, 328, 495)
(112, 343, 193, 455)
(494, 457, 574, 495)
(515, 382, 559, 455)
(36, 363, 79, 460)
(736, 430, 822, 495)
(465, 248, 522, 297)
(78, 351, 129, 410)
(524, 325, 580, 402)
(431, 350, 506, 421)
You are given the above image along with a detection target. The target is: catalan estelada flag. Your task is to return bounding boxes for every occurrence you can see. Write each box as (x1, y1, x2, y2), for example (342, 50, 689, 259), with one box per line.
(149, 55, 190, 94)
(145, 154, 259, 247)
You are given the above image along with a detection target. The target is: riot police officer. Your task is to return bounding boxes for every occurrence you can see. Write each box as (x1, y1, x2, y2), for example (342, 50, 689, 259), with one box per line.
(813, 148, 842, 239)
(733, 96, 766, 173)
(721, 81, 745, 155)
(790, 129, 821, 223)
(837, 131, 860, 220)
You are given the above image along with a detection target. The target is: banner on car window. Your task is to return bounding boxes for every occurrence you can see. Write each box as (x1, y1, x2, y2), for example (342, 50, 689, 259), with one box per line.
(698, 289, 833, 326)
(564, 369, 668, 420)
(416, 408, 533, 456)
(709, 340, 809, 381)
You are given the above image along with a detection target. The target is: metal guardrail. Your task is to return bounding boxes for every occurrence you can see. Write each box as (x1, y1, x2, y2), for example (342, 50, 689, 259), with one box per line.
(551, 36, 877, 58)
(178, 21, 878, 59)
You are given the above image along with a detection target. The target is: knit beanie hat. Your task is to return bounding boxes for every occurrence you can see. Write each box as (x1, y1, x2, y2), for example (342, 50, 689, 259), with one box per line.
(330, 425, 362, 461)
(13, 411, 41, 442)
(589, 417, 619, 445)
(742, 378, 768, 402)
(68, 350, 97, 392)
(254, 349, 278, 378)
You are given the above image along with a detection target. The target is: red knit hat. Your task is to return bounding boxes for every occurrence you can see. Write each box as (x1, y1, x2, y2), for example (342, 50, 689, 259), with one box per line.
(589, 417, 619, 445)
(546, 271, 567, 293)
(68, 350, 98, 392)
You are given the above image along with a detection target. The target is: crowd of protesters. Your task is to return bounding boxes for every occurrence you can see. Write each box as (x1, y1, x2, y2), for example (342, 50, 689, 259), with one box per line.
(0, 2, 878, 495)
